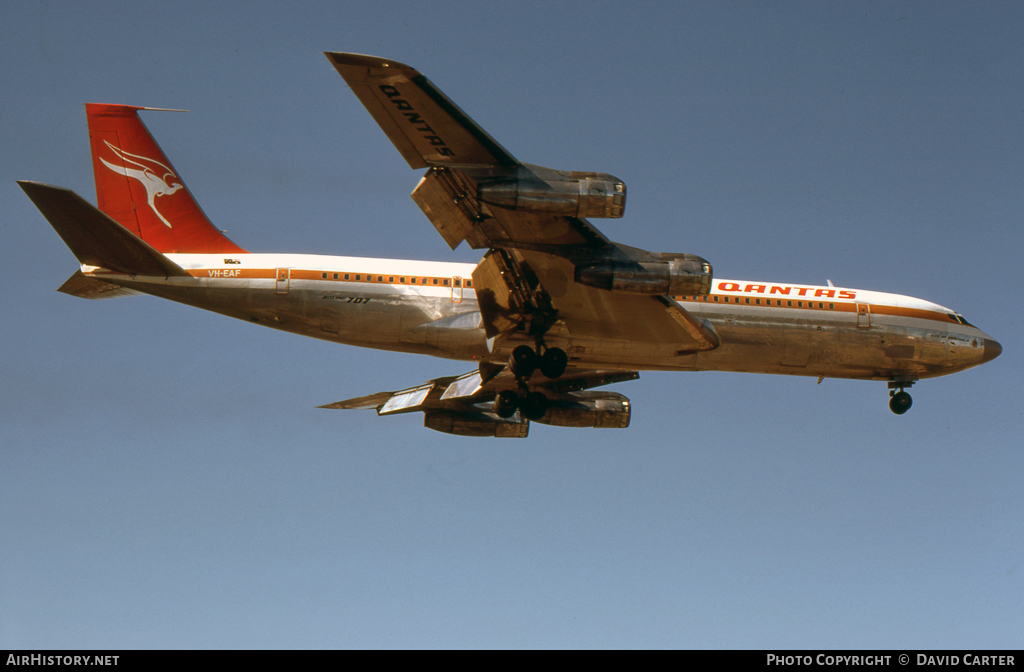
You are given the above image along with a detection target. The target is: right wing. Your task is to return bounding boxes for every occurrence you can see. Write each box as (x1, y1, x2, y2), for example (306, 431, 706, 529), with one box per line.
(320, 366, 637, 438)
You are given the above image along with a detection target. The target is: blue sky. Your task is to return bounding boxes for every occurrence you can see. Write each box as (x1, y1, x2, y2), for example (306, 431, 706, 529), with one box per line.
(1, 1, 1021, 648)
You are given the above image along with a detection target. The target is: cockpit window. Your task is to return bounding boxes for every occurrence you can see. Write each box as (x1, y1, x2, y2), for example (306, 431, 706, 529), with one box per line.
(947, 312, 976, 328)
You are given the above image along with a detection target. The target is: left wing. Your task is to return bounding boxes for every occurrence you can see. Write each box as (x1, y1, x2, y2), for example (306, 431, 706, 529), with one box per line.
(325, 53, 719, 352)
(325, 52, 611, 252)
(320, 367, 637, 438)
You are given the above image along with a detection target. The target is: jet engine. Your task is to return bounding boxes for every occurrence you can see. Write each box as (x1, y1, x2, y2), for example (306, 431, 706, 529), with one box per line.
(424, 411, 528, 438)
(575, 254, 712, 296)
(476, 168, 626, 219)
(532, 391, 632, 429)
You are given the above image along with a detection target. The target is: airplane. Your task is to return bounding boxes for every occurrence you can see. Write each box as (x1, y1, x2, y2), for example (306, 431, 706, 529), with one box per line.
(19, 52, 1001, 438)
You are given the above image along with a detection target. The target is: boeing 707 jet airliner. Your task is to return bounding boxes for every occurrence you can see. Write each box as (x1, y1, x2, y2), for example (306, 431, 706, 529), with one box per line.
(19, 53, 1001, 437)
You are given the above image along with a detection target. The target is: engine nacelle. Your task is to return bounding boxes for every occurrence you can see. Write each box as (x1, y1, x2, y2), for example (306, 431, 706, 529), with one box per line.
(424, 411, 528, 438)
(575, 255, 712, 296)
(533, 392, 631, 429)
(477, 172, 626, 219)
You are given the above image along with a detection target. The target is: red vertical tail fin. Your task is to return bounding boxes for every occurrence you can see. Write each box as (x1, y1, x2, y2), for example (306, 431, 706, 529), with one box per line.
(86, 104, 246, 254)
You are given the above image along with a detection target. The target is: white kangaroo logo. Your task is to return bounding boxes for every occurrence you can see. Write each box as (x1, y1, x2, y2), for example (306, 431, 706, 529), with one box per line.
(100, 141, 182, 228)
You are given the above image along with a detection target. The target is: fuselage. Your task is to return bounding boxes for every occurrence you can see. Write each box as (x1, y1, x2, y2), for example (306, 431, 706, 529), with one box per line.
(86, 252, 1001, 382)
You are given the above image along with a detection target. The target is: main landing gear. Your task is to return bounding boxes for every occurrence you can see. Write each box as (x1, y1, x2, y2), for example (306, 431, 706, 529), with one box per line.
(888, 380, 915, 415)
(494, 388, 550, 420)
(509, 344, 568, 380)
(494, 345, 569, 421)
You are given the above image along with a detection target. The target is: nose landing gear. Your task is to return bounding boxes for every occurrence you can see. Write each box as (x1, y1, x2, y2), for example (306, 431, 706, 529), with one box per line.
(888, 380, 916, 415)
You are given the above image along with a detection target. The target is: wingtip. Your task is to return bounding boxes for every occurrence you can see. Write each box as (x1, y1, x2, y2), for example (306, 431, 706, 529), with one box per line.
(323, 52, 417, 72)
(17, 180, 70, 195)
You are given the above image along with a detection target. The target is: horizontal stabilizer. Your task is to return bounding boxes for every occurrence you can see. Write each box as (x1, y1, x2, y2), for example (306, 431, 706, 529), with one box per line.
(19, 181, 189, 277)
(58, 270, 140, 299)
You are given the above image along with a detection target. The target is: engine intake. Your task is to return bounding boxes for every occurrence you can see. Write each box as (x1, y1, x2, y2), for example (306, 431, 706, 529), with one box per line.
(575, 255, 712, 296)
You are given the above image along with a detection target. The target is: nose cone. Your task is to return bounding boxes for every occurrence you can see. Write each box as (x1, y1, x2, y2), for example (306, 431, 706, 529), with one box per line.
(982, 338, 1002, 364)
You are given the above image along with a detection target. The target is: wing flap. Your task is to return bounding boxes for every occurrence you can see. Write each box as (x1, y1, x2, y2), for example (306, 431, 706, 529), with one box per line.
(410, 168, 488, 250)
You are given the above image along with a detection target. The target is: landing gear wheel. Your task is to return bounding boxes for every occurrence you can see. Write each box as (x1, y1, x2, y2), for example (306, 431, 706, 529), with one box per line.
(509, 345, 539, 379)
(889, 390, 913, 415)
(494, 390, 520, 419)
(519, 391, 550, 421)
(539, 347, 568, 379)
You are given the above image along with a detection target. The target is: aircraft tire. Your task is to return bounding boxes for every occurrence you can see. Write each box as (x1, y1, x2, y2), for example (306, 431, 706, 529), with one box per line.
(509, 345, 538, 378)
(494, 390, 520, 419)
(539, 347, 568, 379)
(520, 391, 549, 421)
(889, 391, 913, 415)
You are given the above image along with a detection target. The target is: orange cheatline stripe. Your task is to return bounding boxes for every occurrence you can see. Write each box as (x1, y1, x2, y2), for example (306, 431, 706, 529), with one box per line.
(96, 267, 960, 326)
(677, 294, 959, 327)
(174, 267, 473, 287)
